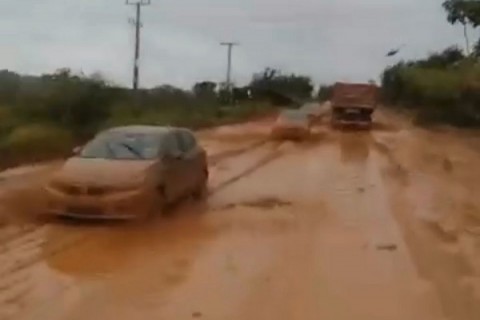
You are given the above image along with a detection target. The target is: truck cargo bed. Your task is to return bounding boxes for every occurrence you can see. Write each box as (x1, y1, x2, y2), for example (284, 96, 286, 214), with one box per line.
(332, 82, 378, 110)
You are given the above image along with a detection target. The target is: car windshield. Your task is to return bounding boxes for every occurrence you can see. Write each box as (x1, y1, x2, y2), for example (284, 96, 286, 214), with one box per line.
(79, 132, 164, 160)
(279, 110, 308, 123)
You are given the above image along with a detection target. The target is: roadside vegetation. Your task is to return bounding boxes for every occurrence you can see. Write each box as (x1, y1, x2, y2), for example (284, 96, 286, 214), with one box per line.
(0, 67, 313, 169)
(381, 0, 480, 126)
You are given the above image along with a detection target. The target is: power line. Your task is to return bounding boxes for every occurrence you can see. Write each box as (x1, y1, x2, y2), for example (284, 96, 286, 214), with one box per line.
(220, 42, 239, 104)
(126, 0, 151, 92)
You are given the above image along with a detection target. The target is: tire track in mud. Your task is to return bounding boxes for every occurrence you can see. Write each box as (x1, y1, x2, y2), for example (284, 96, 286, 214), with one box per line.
(0, 227, 89, 278)
(0, 226, 39, 250)
(208, 140, 269, 166)
(371, 132, 480, 320)
(207, 135, 332, 196)
(209, 147, 284, 195)
(0, 228, 89, 320)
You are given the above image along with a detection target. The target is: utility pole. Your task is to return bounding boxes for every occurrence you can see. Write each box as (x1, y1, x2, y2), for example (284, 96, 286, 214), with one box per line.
(220, 42, 238, 104)
(463, 24, 471, 56)
(126, 0, 151, 92)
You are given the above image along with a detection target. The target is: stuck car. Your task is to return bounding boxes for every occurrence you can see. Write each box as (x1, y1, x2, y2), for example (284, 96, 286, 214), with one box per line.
(43, 126, 208, 220)
(270, 109, 311, 140)
(301, 102, 325, 124)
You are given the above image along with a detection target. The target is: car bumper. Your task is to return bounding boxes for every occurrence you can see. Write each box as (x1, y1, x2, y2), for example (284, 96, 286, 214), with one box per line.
(44, 187, 153, 220)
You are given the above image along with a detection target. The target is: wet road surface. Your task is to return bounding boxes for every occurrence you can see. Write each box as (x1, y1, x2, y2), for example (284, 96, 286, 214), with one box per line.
(0, 109, 480, 320)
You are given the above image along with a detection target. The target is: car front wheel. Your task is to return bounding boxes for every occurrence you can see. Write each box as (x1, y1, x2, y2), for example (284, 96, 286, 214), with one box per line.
(140, 186, 166, 220)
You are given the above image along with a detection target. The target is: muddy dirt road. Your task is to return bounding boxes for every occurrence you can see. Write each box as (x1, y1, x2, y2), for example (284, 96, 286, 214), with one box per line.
(0, 110, 480, 320)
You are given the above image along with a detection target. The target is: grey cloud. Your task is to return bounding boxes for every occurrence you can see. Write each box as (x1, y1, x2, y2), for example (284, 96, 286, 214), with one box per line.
(0, 0, 469, 89)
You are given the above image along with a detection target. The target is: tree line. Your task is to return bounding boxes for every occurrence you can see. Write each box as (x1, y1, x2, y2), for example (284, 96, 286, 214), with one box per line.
(380, 1, 480, 126)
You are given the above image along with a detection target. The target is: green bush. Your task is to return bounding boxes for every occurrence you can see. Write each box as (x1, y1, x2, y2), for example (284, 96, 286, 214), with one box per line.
(104, 102, 273, 131)
(318, 85, 334, 102)
(381, 49, 480, 127)
(3, 124, 73, 160)
(401, 67, 463, 106)
(0, 106, 19, 137)
(105, 104, 208, 128)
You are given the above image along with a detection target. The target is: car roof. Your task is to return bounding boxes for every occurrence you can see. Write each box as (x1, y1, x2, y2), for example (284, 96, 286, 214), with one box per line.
(103, 125, 178, 135)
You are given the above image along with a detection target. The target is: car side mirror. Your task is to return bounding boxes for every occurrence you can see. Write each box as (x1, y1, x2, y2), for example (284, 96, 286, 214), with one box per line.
(72, 146, 82, 155)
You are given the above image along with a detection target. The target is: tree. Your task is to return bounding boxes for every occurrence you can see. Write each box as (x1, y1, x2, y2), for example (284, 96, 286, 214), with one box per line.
(89, 72, 115, 86)
(443, 0, 480, 54)
(192, 81, 217, 100)
(0, 70, 21, 104)
(150, 85, 190, 100)
(41, 70, 111, 137)
(317, 85, 334, 102)
(147, 85, 194, 109)
(232, 86, 251, 102)
(249, 68, 314, 104)
(417, 46, 465, 68)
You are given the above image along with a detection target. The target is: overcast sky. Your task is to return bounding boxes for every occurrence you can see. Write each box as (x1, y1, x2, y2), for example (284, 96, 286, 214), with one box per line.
(0, 0, 473, 89)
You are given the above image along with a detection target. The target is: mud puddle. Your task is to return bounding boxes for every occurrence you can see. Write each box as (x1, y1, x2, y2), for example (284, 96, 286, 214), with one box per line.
(374, 118, 480, 320)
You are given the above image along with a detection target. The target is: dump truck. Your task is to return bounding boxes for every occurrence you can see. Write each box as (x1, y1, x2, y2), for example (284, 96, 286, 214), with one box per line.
(331, 82, 378, 129)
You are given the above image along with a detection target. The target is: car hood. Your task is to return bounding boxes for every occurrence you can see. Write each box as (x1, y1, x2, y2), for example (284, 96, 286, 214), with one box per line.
(52, 157, 157, 187)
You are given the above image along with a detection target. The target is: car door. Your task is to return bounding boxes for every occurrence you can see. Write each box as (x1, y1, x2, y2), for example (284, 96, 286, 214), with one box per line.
(161, 131, 185, 202)
(178, 130, 204, 192)
(173, 130, 199, 196)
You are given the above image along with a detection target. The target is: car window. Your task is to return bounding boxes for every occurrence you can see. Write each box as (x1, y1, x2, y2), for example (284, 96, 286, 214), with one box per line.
(279, 110, 308, 124)
(79, 132, 165, 160)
